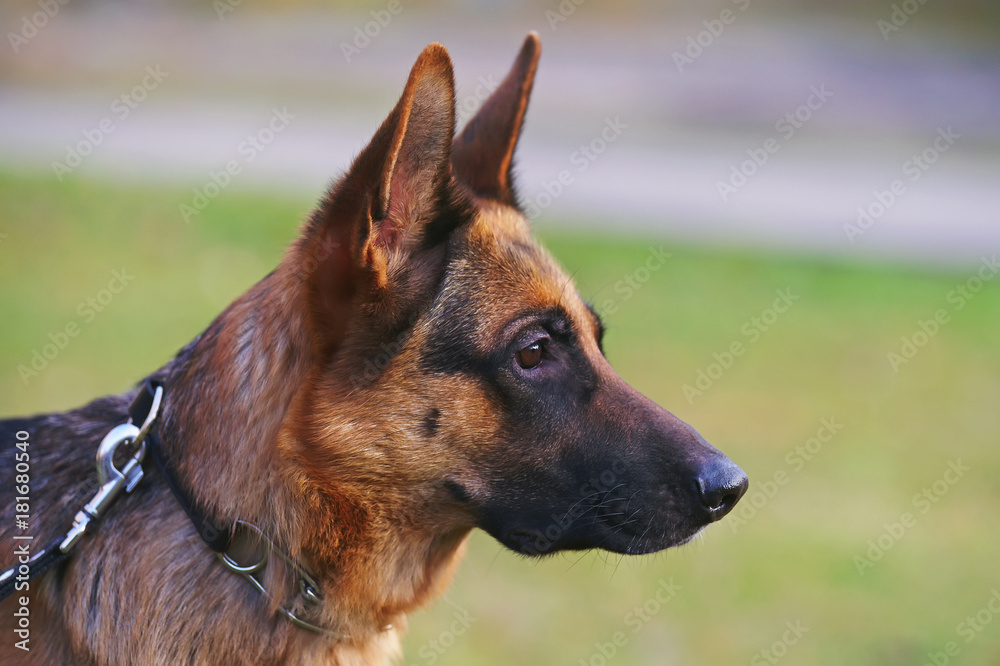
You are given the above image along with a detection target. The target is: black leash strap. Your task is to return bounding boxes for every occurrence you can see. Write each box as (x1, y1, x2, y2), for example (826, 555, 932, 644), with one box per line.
(0, 537, 67, 601)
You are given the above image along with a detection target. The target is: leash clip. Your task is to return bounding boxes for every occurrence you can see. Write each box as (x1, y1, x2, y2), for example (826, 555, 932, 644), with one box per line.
(60, 384, 163, 553)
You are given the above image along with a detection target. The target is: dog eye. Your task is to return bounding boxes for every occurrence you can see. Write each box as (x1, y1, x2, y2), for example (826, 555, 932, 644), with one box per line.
(515, 342, 544, 370)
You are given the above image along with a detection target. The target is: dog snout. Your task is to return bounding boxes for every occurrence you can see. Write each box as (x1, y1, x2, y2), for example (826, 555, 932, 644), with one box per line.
(695, 457, 748, 521)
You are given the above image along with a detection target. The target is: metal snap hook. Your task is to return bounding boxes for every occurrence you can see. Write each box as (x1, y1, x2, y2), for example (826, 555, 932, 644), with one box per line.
(218, 520, 269, 574)
(95, 424, 140, 487)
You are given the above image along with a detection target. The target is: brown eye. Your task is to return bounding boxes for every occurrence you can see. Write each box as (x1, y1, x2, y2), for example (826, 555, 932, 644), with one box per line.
(515, 342, 544, 369)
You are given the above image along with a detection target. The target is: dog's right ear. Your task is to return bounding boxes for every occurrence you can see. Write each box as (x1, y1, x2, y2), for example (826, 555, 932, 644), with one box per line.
(452, 32, 541, 206)
(294, 44, 458, 354)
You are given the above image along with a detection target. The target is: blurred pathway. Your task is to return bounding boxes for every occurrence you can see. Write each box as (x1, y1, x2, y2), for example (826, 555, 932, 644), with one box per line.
(1, 8, 998, 267)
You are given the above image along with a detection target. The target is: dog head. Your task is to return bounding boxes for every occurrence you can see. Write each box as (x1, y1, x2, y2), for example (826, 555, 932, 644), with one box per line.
(283, 34, 747, 562)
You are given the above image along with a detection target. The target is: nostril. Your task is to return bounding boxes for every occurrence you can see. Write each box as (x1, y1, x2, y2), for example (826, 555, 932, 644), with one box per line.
(711, 486, 741, 513)
(696, 460, 749, 521)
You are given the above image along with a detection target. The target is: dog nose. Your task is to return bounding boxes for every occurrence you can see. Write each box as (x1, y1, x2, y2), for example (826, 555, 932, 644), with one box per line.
(696, 458, 749, 521)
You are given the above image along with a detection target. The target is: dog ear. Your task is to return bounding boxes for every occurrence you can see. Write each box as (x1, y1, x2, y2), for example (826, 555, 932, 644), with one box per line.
(452, 32, 540, 206)
(297, 43, 457, 352)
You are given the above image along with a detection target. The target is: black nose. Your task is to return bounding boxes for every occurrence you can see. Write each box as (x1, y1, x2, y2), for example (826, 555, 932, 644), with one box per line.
(696, 457, 749, 521)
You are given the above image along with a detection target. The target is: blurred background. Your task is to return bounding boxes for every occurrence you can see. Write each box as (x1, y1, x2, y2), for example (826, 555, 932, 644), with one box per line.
(1, 1, 998, 664)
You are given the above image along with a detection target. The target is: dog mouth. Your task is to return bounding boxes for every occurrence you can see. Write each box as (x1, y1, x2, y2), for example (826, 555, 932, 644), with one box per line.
(497, 511, 711, 557)
(482, 456, 748, 557)
(502, 528, 551, 555)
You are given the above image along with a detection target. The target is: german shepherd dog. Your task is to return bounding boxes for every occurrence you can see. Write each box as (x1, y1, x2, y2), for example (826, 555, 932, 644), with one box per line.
(1, 33, 747, 665)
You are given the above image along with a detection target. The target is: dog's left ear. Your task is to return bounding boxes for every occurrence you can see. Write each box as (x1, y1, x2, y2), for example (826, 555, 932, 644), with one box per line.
(452, 32, 541, 206)
(296, 43, 459, 353)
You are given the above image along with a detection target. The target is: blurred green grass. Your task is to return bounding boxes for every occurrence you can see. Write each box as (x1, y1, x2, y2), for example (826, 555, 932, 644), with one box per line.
(1, 170, 999, 665)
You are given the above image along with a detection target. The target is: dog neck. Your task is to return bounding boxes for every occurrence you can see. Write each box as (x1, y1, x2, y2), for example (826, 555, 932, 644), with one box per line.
(152, 265, 469, 653)
(157, 268, 308, 547)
